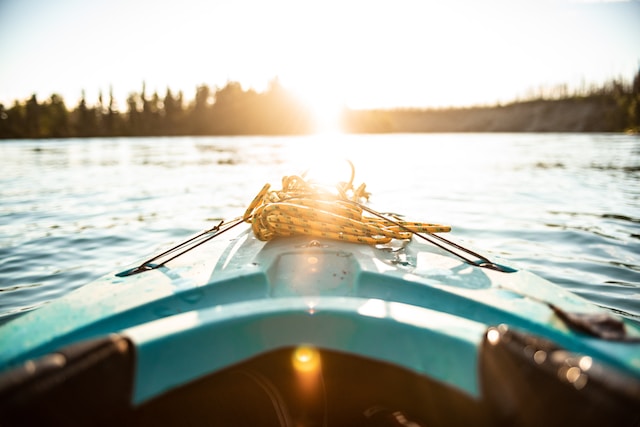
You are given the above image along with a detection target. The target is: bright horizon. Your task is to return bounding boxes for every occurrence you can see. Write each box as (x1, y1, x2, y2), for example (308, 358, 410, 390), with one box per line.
(1, 0, 639, 126)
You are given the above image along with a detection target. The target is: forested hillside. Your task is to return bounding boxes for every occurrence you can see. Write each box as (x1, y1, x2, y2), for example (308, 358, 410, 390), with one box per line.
(343, 73, 640, 134)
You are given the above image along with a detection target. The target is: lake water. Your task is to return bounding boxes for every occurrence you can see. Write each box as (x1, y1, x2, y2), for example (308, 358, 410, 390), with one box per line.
(1, 133, 639, 323)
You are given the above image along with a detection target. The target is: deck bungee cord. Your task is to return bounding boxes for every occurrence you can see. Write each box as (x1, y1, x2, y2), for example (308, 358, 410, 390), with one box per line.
(116, 218, 247, 277)
(119, 162, 510, 276)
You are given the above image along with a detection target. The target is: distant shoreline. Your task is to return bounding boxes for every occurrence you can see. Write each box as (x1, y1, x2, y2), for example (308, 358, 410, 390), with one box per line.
(342, 96, 637, 133)
(2, 74, 638, 138)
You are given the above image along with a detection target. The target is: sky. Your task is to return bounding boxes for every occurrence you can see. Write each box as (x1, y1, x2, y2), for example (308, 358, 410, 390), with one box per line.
(0, 0, 639, 119)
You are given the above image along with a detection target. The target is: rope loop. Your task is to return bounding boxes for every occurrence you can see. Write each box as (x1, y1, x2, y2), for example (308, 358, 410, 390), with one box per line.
(244, 163, 450, 244)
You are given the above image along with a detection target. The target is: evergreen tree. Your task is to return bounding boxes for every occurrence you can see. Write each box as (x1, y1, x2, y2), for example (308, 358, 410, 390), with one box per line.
(75, 90, 96, 137)
(44, 94, 70, 138)
(126, 92, 141, 136)
(163, 88, 182, 135)
(629, 69, 640, 131)
(25, 94, 41, 138)
(192, 84, 212, 135)
(105, 86, 119, 137)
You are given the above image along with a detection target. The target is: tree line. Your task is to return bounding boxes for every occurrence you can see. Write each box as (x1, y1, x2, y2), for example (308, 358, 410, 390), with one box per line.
(1, 71, 639, 138)
(0, 79, 315, 139)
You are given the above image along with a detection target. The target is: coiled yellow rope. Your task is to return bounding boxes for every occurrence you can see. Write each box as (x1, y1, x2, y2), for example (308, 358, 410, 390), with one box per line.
(243, 167, 450, 245)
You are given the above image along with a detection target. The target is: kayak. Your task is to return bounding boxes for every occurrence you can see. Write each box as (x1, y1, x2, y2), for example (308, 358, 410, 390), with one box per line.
(1, 167, 639, 427)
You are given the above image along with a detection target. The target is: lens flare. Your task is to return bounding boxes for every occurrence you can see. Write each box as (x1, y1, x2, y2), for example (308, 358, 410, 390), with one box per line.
(292, 346, 321, 374)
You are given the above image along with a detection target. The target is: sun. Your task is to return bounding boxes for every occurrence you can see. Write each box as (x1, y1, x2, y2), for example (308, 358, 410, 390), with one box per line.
(285, 81, 345, 134)
(309, 97, 344, 134)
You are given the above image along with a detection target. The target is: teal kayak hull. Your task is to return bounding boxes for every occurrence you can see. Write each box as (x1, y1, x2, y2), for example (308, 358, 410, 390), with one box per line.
(1, 226, 639, 425)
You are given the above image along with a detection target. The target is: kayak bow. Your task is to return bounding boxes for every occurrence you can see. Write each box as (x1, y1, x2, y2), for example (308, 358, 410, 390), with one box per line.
(1, 167, 639, 427)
